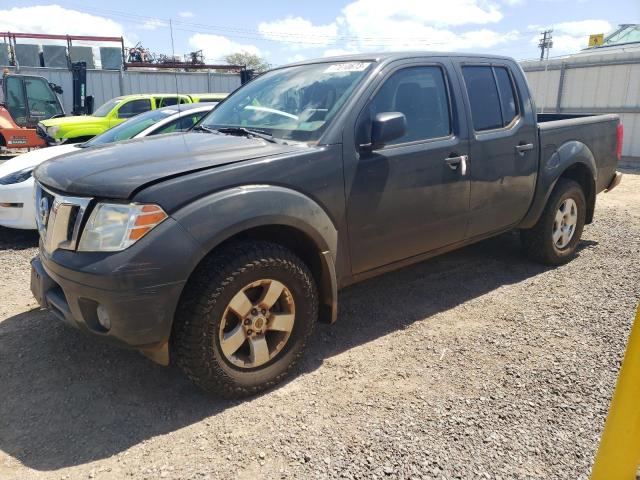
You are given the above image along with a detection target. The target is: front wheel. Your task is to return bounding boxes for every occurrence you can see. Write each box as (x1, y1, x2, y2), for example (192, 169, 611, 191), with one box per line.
(172, 241, 318, 398)
(520, 178, 586, 265)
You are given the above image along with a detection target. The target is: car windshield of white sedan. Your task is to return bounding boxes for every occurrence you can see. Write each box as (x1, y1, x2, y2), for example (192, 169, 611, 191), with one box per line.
(82, 109, 176, 147)
(200, 62, 373, 141)
(92, 98, 122, 117)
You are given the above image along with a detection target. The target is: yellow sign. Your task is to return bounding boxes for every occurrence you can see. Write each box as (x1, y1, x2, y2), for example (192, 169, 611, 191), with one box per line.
(589, 34, 604, 47)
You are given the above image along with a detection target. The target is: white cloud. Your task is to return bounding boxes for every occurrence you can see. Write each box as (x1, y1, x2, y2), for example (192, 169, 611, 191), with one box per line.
(178, 11, 195, 18)
(263, 0, 516, 55)
(341, 0, 503, 32)
(140, 19, 167, 30)
(188, 33, 260, 62)
(0, 5, 126, 40)
(502, 0, 524, 5)
(287, 54, 307, 63)
(528, 20, 612, 54)
(259, 16, 338, 49)
(323, 48, 358, 57)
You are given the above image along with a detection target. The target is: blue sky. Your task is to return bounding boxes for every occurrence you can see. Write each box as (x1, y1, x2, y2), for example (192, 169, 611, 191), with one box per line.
(1, 0, 639, 66)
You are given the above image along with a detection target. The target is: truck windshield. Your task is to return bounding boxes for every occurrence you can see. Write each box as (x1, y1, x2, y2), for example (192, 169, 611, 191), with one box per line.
(93, 98, 122, 117)
(82, 108, 176, 147)
(199, 61, 373, 142)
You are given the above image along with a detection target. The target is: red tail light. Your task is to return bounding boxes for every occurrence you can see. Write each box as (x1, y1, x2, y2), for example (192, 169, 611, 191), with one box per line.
(616, 123, 624, 160)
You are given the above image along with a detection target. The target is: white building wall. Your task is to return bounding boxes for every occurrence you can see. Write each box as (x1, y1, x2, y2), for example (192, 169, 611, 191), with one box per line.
(521, 48, 640, 158)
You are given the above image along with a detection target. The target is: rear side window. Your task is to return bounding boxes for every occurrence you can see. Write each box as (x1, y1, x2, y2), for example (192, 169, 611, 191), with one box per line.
(494, 67, 518, 126)
(118, 99, 152, 119)
(149, 111, 209, 135)
(157, 96, 178, 107)
(462, 65, 519, 131)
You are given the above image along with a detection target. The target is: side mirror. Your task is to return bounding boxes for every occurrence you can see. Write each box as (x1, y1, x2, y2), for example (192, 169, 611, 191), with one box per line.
(368, 112, 406, 150)
(49, 82, 63, 95)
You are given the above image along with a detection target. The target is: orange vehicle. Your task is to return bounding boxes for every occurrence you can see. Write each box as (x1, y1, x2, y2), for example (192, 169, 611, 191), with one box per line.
(0, 71, 64, 151)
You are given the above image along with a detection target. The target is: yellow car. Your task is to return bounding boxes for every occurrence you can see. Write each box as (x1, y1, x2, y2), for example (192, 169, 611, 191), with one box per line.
(37, 92, 227, 144)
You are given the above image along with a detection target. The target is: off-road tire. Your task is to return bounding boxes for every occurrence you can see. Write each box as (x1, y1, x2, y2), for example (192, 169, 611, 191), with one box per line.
(521, 178, 586, 265)
(172, 241, 318, 398)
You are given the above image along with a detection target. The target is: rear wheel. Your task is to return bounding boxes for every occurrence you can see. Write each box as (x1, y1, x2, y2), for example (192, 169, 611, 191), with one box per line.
(172, 241, 318, 398)
(520, 178, 586, 265)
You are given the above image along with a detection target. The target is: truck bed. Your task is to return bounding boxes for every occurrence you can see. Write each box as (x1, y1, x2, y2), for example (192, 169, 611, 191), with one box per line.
(537, 113, 620, 194)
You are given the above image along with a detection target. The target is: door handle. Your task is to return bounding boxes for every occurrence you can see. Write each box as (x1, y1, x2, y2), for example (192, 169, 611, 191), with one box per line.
(445, 155, 468, 175)
(516, 143, 534, 155)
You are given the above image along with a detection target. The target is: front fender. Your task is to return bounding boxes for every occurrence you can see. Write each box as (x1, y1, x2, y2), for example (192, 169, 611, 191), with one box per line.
(519, 140, 597, 228)
(172, 184, 339, 322)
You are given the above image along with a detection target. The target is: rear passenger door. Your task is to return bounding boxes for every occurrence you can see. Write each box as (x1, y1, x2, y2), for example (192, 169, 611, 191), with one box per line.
(454, 60, 538, 237)
(345, 61, 471, 274)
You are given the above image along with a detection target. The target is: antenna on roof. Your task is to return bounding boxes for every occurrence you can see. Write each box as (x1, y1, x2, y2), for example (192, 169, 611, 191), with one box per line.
(169, 18, 180, 111)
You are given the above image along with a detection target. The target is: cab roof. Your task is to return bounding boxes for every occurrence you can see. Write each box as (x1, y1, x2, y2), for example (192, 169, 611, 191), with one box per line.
(284, 51, 514, 68)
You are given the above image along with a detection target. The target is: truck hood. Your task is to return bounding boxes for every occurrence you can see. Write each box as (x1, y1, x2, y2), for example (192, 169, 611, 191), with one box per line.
(40, 115, 106, 127)
(34, 132, 306, 198)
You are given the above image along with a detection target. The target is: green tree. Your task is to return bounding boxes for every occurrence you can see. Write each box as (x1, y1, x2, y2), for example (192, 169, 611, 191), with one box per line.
(224, 52, 271, 73)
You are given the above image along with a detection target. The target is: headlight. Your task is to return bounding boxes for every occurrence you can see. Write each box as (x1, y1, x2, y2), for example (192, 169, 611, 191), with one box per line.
(46, 125, 60, 137)
(0, 167, 33, 185)
(78, 203, 167, 252)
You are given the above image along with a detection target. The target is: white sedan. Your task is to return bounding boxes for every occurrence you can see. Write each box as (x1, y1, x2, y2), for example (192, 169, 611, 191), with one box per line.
(0, 104, 214, 229)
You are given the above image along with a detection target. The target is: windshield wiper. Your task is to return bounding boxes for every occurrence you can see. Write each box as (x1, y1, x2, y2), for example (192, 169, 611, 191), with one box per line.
(192, 125, 218, 134)
(216, 126, 278, 143)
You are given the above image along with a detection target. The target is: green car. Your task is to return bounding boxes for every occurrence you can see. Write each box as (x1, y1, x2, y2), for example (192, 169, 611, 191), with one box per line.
(37, 93, 227, 144)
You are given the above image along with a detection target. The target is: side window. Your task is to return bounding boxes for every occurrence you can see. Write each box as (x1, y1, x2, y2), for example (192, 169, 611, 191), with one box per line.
(148, 112, 208, 135)
(361, 66, 451, 146)
(25, 77, 61, 118)
(462, 66, 502, 131)
(462, 65, 520, 131)
(5, 77, 26, 126)
(494, 67, 518, 126)
(158, 97, 178, 107)
(118, 99, 152, 119)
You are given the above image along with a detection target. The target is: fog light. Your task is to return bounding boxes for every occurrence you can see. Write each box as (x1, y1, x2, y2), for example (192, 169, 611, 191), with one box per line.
(96, 304, 111, 331)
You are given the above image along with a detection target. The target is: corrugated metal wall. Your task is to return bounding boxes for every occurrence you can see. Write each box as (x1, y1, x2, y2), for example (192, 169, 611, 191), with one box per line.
(521, 49, 640, 158)
(3, 66, 241, 115)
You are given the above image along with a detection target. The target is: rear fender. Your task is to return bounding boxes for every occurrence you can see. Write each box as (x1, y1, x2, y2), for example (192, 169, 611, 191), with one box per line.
(519, 140, 597, 228)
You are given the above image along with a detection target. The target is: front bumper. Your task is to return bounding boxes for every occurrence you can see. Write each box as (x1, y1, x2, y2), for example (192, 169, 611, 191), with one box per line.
(30, 217, 204, 356)
(0, 179, 36, 229)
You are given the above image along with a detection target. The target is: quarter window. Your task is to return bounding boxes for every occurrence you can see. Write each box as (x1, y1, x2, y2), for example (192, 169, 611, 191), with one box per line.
(362, 66, 451, 146)
(462, 65, 520, 131)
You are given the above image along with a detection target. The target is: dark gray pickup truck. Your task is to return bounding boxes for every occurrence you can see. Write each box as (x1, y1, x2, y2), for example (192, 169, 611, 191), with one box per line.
(31, 52, 623, 397)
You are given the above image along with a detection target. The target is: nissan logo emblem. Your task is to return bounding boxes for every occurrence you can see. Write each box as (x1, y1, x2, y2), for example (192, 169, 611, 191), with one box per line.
(39, 197, 49, 226)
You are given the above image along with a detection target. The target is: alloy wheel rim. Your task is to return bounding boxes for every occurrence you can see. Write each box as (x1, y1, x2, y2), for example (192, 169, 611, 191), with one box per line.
(552, 198, 578, 249)
(218, 279, 295, 369)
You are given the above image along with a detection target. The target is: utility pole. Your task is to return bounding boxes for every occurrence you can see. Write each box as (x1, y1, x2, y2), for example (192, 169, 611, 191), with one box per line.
(539, 29, 553, 61)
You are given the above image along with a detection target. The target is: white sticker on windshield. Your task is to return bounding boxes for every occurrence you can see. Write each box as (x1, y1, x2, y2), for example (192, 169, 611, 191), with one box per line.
(324, 62, 369, 73)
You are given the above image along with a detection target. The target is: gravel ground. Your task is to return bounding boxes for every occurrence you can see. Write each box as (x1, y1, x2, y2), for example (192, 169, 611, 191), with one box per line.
(0, 169, 639, 480)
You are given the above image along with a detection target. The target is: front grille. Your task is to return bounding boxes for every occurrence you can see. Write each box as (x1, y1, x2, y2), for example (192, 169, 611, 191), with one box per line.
(35, 183, 92, 253)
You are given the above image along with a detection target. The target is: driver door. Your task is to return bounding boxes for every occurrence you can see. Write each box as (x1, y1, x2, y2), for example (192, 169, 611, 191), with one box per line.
(345, 61, 471, 274)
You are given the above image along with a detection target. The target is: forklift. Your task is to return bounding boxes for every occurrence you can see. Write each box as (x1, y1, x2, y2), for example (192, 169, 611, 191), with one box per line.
(0, 70, 65, 151)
